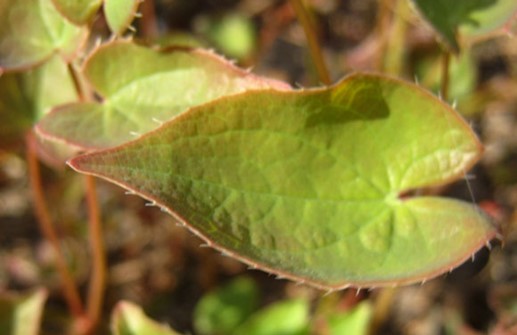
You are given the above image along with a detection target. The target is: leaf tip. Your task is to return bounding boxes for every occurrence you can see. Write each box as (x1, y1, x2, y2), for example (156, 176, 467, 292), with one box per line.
(67, 154, 91, 175)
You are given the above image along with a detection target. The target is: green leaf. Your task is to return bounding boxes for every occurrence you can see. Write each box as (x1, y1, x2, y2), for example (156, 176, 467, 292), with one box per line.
(0, 0, 87, 71)
(0, 54, 78, 149)
(51, 0, 103, 24)
(0, 289, 47, 335)
(197, 13, 256, 59)
(36, 41, 289, 151)
(416, 50, 476, 102)
(194, 277, 259, 335)
(327, 301, 372, 335)
(232, 299, 310, 335)
(111, 301, 182, 335)
(69, 74, 496, 288)
(459, 0, 517, 36)
(411, 0, 517, 52)
(104, 0, 140, 35)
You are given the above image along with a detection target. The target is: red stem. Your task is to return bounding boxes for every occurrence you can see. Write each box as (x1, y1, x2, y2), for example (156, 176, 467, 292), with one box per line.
(25, 132, 85, 318)
(138, 0, 158, 38)
(85, 175, 106, 332)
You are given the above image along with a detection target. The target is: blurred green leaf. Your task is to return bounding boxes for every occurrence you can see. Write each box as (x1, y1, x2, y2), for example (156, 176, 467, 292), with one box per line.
(460, 0, 517, 36)
(69, 74, 495, 288)
(51, 0, 103, 24)
(0, 289, 47, 335)
(412, 0, 517, 51)
(194, 277, 259, 335)
(111, 301, 183, 335)
(327, 301, 372, 335)
(36, 41, 289, 151)
(104, 0, 140, 35)
(416, 51, 477, 103)
(0, 55, 78, 149)
(0, 0, 87, 70)
(198, 13, 256, 59)
(232, 299, 310, 335)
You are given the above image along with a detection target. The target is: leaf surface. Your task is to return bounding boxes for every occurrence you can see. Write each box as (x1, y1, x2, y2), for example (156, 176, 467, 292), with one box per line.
(232, 299, 310, 335)
(104, 0, 140, 35)
(0, 0, 86, 70)
(0, 55, 78, 149)
(0, 289, 47, 335)
(69, 73, 496, 288)
(194, 277, 259, 335)
(198, 13, 256, 59)
(36, 41, 289, 150)
(412, 0, 517, 51)
(327, 301, 372, 335)
(51, 0, 103, 24)
(111, 301, 182, 335)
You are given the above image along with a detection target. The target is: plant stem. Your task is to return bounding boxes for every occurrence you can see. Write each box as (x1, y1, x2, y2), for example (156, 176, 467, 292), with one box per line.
(25, 132, 84, 318)
(85, 175, 106, 331)
(138, 0, 158, 39)
(440, 51, 451, 102)
(369, 288, 397, 335)
(289, 0, 331, 85)
(382, 0, 409, 75)
(67, 63, 86, 102)
(374, 0, 393, 71)
(66, 52, 107, 333)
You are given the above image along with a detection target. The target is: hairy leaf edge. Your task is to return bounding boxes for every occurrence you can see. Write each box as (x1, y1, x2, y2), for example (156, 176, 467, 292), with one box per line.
(35, 41, 290, 151)
(68, 72, 495, 290)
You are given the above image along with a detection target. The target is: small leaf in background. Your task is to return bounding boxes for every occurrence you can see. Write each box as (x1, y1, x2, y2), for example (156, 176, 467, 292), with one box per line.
(327, 301, 372, 335)
(51, 0, 103, 24)
(69, 73, 496, 288)
(0, 289, 47, 335)
(0, 0, 87, 71)
(415, 50, 477, 104)
(232, 299, 310, 335)
(36, 41, 289, 151)
(459, 0, 517, 37)
(411, 0, 517, 52)
(0, 55, 78, 149)
(194, 277, 259, 335)
(111, 301, 183, 335)
(196, 13, 256, 60)
(104, 0, 140, 35)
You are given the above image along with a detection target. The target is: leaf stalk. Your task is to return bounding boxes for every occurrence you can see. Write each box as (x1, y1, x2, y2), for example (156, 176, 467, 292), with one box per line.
(84, 170, 107, 332)
(440, 51, 451, 102)
(25, 132, 85, 318)
(289, 0, 331, 85)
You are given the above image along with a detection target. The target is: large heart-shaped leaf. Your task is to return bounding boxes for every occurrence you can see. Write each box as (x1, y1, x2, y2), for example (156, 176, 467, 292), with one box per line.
(0, 55, 78, 149)
(412, 0, 517, 51)
(36, 41, 289, 151)
(0, 289, 47, 335)
(51, 0, 103, 24)
(0, 0, 87, 71)
(69, 74, 496, 288)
